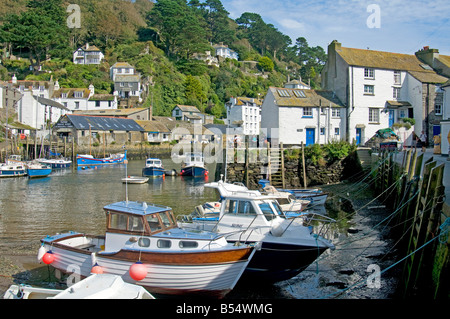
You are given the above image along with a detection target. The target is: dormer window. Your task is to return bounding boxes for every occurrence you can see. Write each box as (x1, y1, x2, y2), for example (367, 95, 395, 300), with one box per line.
(74, 91, 83, 98)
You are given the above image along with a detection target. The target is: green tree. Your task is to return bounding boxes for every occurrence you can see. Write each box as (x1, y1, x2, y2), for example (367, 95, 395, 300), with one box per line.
(258, 56, 274, 72)
(0, 0, 70, 72)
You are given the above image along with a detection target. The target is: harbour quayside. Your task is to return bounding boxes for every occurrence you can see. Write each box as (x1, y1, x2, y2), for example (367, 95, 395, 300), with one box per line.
(76, 150, 127, 166)
(179, 180, 335, 282)
(38, 200, 256, 298)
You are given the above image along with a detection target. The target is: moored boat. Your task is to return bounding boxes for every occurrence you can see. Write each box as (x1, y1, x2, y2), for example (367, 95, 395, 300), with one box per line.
(4, 274, 154, 299)
(180, 152, 208, 177)
(39, 200, 256, 298)
(122, 176, 149, 184)
(142, 158, 165, 177)
(179, 180, 335, 282)
(37, 158, 72, 169)
(26, 162, 52, 178)
(0, 155, 27, 178)
(76, 150, 127, 166)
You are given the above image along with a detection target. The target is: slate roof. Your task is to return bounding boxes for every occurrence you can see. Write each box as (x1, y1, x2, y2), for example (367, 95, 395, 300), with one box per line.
(336, 46, 448, 83)
(174, 105, 201, 113)
(56, 114, 144, 131)
(52, 88, 91, 99)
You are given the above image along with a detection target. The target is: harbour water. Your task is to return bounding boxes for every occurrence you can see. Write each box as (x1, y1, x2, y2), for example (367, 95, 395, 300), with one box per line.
(0, 159, 218, 249)
(0, 158, 398, 299)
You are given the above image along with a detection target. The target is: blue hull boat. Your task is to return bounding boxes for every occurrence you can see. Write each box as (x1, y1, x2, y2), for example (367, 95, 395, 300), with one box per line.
(180, 153, 208, 177)
(0, 155, 27, 178)
(77, 151, 127, 166)
(142, 166, 165, 177)
(26, 164, 52, 178)
(180, 165, 208, 177)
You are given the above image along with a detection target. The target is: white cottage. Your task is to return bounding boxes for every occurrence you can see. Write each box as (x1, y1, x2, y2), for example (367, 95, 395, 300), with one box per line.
(73, 43, 104, 65)
(321, 41, 448, 145)
(260, 87, 345, 147)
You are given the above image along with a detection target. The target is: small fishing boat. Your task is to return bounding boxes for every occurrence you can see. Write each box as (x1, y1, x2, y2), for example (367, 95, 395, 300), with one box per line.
(76, 150, 127, 166)
(180, 152, 208, 177)
(37, 158, 72, 169)
(39, 200, 256, 298)
(179, 180, 335, 283)
(258, 179, 328, 206)
(26, 162, 52, 178)
(4, 274, 154, 299)
(0, 155, 27, 178)
(122, 176, 149, 184)
(142, 158, 165, 177)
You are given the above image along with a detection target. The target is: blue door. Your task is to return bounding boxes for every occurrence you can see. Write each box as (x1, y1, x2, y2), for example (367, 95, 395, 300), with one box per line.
(306, 128, 315, 146)
(389, 110, 395, 127)
(356, 128, 362, 145)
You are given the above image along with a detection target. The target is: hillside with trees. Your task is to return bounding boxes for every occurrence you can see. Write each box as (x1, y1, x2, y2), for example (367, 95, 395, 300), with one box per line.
(0, 0, 327, 119)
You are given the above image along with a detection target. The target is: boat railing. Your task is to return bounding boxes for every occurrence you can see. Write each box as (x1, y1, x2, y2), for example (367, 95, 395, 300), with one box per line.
(299, 213, 336, 240)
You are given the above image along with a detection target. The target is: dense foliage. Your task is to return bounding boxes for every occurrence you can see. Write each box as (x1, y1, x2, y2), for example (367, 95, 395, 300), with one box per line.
(0, 0, 328, 118)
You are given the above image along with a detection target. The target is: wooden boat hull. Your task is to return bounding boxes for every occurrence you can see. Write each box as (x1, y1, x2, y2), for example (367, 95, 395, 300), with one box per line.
(41, 233, 254, 298)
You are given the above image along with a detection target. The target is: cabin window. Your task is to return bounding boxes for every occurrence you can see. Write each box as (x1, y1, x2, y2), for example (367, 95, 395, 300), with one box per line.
(138, 238, 150, 247)
(157, 239, 171, 248)
(159, 212, 172, 228)
(109, 213, 128, 230)
(179, 241, 198, 249)
(224, 200, 256, 215)
(128, 215, 144, 232)
(146, 214, 162, 232)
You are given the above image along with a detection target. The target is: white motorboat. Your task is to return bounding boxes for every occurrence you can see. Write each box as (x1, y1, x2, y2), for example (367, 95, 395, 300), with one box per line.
(179, 180, 335, 282)
(4, 274, 154, 299)
(0, 155, 27, 178)
(39, 200, 256, 298)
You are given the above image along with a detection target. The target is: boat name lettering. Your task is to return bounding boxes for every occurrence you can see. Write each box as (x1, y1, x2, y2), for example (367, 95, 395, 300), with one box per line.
(231, 223, 243, 228)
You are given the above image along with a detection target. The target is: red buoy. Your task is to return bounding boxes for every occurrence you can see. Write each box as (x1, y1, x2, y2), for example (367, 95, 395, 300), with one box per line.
(42, 251, 55, 265)
(129, 261, 147, 281)
(91, 263, 104, 274)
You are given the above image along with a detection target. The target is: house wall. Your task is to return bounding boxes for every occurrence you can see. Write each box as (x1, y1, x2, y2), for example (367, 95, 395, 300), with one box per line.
(260, 90, 280, 144)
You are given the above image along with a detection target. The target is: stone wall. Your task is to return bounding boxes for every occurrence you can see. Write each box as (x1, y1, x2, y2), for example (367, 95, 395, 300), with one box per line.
(222, 150, 362, 189)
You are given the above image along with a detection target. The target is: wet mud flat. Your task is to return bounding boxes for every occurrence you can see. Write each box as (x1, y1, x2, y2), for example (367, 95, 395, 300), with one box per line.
(0, 182, 400, 299)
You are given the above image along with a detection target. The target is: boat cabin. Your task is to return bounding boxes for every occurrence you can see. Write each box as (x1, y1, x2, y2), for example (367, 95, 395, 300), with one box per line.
(102, 201, 224, 252)
(184, 152, 204, 167)
(104, 201, 176, 236)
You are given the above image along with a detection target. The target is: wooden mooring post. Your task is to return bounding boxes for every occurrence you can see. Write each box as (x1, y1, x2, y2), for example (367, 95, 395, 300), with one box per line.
(373, 150, 449, 299)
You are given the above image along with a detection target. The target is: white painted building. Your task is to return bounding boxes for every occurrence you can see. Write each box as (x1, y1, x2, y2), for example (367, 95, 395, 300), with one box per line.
(52, 82, 117, 111)
(73, 43, 104, 65)
(321, 41, 448, 145)
(213, 43, 239, 60)
(260, 87, 345, 146)
(226, 97, 262, 135)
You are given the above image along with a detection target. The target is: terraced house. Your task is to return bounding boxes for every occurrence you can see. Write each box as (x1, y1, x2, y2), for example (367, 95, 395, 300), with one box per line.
(321, 41, 448, 146)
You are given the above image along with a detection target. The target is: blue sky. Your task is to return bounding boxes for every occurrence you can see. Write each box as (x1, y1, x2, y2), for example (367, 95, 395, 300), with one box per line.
(220, 0, 450, 55)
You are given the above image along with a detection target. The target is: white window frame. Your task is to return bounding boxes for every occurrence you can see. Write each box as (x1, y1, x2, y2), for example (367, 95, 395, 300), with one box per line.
(302, 107, 313, 118)
(435, 104, 442, 115)
(364, 68, 375, 79)
(394, 71, 401, 85)
(364, 85, 374, 95)
(369, 108, 380, 123)
(393, 87, 401, 99)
